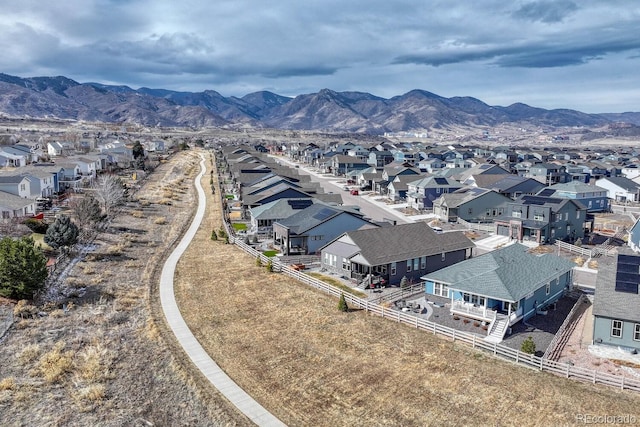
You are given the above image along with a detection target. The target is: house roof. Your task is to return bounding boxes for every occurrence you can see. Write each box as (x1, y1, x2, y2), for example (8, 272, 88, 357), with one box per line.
(545, 182, 607, 194)
(434, 188, 493, 208)
(600, 176, 640, 192)
(249, 198, 324, 220)
(422, 243, 575, 302)
(276, 203, 372, 235)
(592, 252, 640, 322)
(337, 222, 474, 266)
(0, 190, 36, 210)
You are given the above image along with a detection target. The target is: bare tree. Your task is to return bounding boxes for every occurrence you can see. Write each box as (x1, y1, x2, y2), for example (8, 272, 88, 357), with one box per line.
(93, 174, 127, 216)
(69, 194, 103, 237)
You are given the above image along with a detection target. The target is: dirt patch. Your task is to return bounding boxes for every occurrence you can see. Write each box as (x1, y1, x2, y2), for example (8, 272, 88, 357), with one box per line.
(173, 155, 640, 426)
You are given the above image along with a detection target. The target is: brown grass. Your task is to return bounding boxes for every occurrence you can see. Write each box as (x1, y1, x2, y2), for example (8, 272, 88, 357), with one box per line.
(173, 158, 640, 426)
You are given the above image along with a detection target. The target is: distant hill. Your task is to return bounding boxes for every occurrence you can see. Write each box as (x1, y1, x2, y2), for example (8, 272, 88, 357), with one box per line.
(0, 72, 626, 133)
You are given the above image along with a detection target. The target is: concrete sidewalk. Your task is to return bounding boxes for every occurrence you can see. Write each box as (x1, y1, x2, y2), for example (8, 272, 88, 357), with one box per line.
(160, 153, 286, 427)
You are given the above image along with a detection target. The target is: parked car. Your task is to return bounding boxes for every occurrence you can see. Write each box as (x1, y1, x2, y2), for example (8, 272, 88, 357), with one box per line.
(350, 189, 359, 196)
(343, 186, 350, 191)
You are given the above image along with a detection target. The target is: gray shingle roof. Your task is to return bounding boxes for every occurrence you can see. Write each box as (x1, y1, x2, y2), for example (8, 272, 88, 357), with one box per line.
(593, 253, 640, 322)
(346, 222, 474, 266)
(422, 243, 576, 302)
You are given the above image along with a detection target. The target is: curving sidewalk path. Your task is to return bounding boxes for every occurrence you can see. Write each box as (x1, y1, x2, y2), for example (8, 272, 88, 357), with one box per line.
(159, 153, 286, 427)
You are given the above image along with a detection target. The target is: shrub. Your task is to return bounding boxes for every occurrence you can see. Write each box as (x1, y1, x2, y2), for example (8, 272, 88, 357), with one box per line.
(210, 230, 217, 241)
(338, 293, 349, 312)
(255, 256, 262, 267)
(23, 218, 49, 234)
(153, 216, 166, 225)
(37, 341, 73, 383)
(265, 259, 273, 273)
(521, 336, 536, 355)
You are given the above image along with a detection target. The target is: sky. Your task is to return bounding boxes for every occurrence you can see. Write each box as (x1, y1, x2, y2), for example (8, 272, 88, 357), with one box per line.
(1, 0, 639, 113)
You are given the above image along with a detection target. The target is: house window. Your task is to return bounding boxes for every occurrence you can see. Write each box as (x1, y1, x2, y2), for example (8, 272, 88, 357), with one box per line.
(20, 184, 26, 191)
(342, 258, 350, 270)
(513, 211, 521, 218)
(463, 293, 485, 306)
(441, 252, 445, 261)
(433, 282, 449, 297)
(436, 188, 441, 194)
(534, 214, 544, 221)
(565, 212, 569, 220)
(420, 256, 426, 270)
(635, 324, 640, 341)
(312, 235, 324, 241)
(413, 258, 419, 271)
(611, 320, 623, 338)
(391, 262, 397, 276)
(546, 282, 551, 295)
(406, 260, 412, 272)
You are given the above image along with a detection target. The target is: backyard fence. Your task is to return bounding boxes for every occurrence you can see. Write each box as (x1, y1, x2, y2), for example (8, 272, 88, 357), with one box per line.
(214, 159, 640, 394)
(226, 231, 640, 393)
(457, 218, 496, 233)
(554, 240, 617, 258)
(543, 294, 589, 361)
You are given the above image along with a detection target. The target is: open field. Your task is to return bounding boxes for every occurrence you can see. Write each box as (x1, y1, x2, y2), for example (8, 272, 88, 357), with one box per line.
(0, 150, 244, 426)
(173, 152, 640, 426)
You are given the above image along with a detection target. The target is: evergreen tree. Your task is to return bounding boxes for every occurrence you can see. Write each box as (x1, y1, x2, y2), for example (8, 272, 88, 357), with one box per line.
(521, 336, 536, 355)
(338, 293, 349, 312)
(44, 215, 79, 251)
(0, 236, 48, 300)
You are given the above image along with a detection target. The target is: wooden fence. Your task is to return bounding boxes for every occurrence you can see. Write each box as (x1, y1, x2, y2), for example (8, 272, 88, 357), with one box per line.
(226, 232, 640, 393)
(543, 295, 588, 361)
(554, 240, 617, 258)
(215, 161, 640, 393)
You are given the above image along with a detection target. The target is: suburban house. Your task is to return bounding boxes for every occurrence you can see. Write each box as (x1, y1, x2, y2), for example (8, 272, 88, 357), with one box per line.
(592, 252, 640, 352)
(368, 151, 394, 168)
(248, 198, 327, 236)
(527, 163, 568, 185)
(475, 175, 546, 200)
(422, 243, 576, 343)
(406, 176, 464, 210)
(272, 204, 378, 255)
(0, 191, 37, 219)
(432, 188, 512, 223)
(330, 155, 371, 177)
(594, 176, 640, 203)
(494, 195, 589, 244)
(373, 163, 421, 195)
(536, 182, 610, 213)
(319, 222, 474, 287)
(47, 141, 65, 157)
(0, 175, 32, 198)
(0, 146, 29, 168)
(387, 175, 423, 201)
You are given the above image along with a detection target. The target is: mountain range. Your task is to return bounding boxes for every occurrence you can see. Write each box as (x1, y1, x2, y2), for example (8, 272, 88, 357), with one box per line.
(0, 73, 638, 133)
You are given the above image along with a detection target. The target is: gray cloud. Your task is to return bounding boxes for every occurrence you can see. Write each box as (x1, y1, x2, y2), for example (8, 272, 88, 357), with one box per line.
(0, 1, 638, 112)
(512, 0, 578, 23)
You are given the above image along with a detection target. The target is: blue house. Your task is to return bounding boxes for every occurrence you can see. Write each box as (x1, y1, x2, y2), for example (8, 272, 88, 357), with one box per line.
(592, 252, 640, 352)
(537, 182, 609, 213)
(422, 243, 575, 343)
(407, 176, 464, 210)
(272, 203, 378, 255)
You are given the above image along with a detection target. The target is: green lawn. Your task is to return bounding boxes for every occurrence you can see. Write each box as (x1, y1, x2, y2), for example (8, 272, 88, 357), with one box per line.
(232, 223, 248, 231)
(262, 250, 278, 257)
(31, 233, 54, 251)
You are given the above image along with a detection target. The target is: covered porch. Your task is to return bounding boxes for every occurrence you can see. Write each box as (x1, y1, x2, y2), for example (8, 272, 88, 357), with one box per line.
(449, 291, 523, 327)
(349, 254, 388, 287)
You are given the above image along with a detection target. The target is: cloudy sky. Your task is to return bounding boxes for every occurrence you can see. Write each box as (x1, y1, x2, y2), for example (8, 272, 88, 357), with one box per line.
(1, 0, 639, 113)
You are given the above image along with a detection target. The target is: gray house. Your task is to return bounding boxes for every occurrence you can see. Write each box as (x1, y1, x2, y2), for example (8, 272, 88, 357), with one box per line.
(432, 188, 512, 223)
(592, 252, 640, 352)
(494, 195, 588, 244)
(273, 204, 377, 255)
(319, 222, 474, 287)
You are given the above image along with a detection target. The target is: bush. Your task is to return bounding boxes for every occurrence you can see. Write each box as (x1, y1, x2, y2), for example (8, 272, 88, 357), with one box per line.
(255, 256, 262, 267)
(521, 336, 536, 355)
(23, 218, 49, 234)
(338, 293, 349, 312)
(265, 259, 273, 273)
(210, 230, 217, 241)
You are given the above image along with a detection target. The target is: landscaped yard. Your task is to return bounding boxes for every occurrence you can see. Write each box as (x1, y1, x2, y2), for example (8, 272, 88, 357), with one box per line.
(172, 155, 640, 426)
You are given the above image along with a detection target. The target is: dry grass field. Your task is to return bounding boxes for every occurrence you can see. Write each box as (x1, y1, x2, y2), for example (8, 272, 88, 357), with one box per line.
(0, 150, 244, 426)
(173, 153, 640, 426)
(1, 148, 639, 426)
